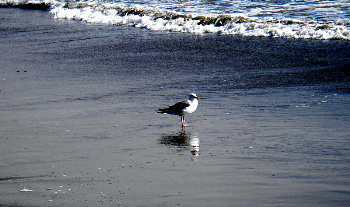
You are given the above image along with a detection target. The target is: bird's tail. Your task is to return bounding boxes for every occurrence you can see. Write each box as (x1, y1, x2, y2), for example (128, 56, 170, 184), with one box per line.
(157, 108, 169, 114)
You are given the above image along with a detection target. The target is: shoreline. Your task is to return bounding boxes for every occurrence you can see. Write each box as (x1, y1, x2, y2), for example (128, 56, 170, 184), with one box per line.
(1, 7, 350, 207)
(1, 1, 350, 41)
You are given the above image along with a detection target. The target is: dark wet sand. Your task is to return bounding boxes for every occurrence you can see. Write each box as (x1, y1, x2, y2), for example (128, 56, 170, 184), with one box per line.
(1, 8, 350, 207)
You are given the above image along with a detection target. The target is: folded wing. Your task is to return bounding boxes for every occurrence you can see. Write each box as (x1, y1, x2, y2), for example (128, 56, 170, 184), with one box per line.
(158, 101, 190, 116)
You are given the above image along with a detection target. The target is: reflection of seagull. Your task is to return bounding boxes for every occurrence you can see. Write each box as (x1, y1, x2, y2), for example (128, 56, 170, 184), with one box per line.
(157, 93, 200, 127)
(159, 130, 200, 157)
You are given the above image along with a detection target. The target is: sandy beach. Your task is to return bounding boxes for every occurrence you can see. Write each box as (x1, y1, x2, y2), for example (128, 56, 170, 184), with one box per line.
(1, 7, 350, 207)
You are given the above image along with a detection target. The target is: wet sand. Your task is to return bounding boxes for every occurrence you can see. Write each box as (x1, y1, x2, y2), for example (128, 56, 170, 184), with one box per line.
(1, 8, 350, 207)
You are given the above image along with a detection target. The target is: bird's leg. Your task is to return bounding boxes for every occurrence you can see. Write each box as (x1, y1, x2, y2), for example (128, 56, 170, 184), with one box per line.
(181, 116, 187, 127)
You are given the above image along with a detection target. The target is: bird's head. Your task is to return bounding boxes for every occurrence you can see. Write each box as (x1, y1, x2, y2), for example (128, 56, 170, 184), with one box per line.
(189, 93, 200, 100)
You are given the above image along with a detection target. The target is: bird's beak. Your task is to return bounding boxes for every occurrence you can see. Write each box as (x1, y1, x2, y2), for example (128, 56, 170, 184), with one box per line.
(196, 96, 200, 99)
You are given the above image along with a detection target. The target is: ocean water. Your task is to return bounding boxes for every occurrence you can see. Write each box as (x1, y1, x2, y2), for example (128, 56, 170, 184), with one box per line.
(1, 2, 350, 207)
(1, 0, 350, 40)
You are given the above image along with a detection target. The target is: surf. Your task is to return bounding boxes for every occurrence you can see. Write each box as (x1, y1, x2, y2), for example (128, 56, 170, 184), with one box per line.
(1, 0, 349, 40)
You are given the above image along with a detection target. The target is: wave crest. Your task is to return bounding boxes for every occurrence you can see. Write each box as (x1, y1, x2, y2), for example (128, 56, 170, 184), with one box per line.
(1, 0, 349, 40)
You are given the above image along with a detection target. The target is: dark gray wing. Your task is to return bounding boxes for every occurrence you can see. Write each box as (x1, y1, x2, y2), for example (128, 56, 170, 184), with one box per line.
(158, 100, 190, 115)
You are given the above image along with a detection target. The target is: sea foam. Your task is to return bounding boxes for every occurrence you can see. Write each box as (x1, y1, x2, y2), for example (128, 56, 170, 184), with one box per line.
(49, 2, 350, 40)
(1, 0, 349, 40)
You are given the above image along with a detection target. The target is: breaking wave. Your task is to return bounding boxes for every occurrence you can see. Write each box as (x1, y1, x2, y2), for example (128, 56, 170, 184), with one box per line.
(1, 0, 350, 40)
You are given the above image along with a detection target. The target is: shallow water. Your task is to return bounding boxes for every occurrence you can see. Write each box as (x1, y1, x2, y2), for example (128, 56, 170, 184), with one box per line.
(0, 8, 350, 207)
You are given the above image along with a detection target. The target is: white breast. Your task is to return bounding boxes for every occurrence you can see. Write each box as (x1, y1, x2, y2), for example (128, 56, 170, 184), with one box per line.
(183, 98, 198, 114)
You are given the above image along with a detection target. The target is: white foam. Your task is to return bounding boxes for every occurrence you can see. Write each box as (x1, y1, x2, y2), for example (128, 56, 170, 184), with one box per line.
(2, 0, 350, 40)
(47, 2, 350, 40)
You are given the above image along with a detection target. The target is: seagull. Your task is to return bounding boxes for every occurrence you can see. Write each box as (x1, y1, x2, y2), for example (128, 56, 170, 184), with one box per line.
(158, 93, 200, 128)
